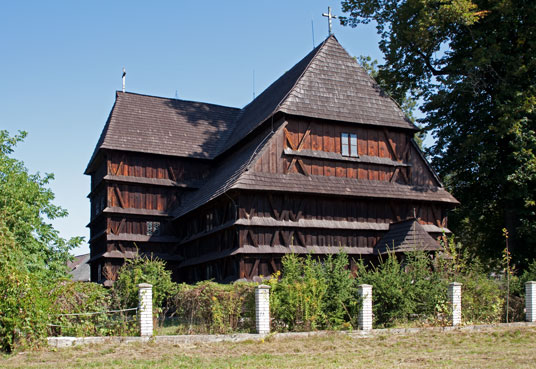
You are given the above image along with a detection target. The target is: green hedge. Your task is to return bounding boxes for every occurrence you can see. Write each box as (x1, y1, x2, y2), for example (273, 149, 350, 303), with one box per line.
(3, 244, 534, 352)
(164, 281, 256, 334)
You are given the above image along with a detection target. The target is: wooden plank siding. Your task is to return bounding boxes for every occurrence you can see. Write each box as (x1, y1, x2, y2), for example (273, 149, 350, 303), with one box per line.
(252, 118, 437, 187)
(99, 151, 210, 187)
(88, 149, 214, 283)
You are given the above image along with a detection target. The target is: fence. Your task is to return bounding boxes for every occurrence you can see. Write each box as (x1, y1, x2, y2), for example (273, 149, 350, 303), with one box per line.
(154, 280, 536, 335)
(48, 307, 138, 337)
(49, 281, 536, 337)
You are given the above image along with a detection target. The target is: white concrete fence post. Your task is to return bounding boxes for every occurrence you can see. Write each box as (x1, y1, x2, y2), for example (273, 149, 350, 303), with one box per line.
(138, 283, 153, 336)
(358, 284, 373, 331)
(255, 284, 271, 335)
(526, 281, 536, 322)
(449, 282, 462, 326)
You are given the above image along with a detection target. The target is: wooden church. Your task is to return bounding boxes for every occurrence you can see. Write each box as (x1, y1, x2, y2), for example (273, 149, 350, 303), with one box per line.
(86, 35, 458, 284)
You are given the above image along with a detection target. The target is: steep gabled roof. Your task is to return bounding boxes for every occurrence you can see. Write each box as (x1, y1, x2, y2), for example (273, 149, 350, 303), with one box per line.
(85, 92, 240, 173)
(87, 35, 417, 174)
(374, 219, 442, 255)
(221, 35, 417, 154)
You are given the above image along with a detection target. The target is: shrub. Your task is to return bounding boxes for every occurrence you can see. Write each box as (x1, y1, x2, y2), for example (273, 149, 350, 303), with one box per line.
(354, 252, 454, 327)
(269, 254, 328, 331)
(49, 281, 136, 337)
(519, 259, 536, 292)
(404, 252, 448, 321)
(318, 253, 358, 328)
(0, 225, 50, 352)
(166, 281, 256, 334)
(269, 253, 359, 331)
(459, 271, 503, 324)
(112, 254, 175, 311)
(355, 254, 413, 327)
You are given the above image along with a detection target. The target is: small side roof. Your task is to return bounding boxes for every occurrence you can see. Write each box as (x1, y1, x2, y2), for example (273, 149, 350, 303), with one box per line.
(374, 219, 443, 255)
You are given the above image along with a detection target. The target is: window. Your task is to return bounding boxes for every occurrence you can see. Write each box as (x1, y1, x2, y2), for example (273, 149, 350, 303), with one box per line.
(341, 132, 358, 157)
(146, 221, 160, 236)
(341, 133, 349, 156)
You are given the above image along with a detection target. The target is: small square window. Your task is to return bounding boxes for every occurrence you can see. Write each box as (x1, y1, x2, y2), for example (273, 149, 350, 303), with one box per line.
(147, 221, 160, 236)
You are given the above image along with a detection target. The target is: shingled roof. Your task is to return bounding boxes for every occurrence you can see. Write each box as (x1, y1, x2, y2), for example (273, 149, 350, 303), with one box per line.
(374, 219, 443, 255)
(88, 35, 418, 173)
(90, 35, 457, 221)
(172, 125, 277, 219)
(85, 92, 240, 173)
(232, 172, 459, 204)
(221, 35, 417, 153)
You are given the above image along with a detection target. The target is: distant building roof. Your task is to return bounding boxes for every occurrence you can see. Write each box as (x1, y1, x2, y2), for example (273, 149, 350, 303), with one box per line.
(68, 253, 91, 282)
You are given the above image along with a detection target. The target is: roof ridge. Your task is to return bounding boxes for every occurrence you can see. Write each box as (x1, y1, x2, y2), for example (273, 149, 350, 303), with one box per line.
(265, 35, 334, 121)
(116, 90, 240, 111)
(218, 36, 333, 155)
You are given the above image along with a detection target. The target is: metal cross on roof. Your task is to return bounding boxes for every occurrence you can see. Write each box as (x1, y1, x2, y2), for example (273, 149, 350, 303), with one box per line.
(322, 6, 338, 36)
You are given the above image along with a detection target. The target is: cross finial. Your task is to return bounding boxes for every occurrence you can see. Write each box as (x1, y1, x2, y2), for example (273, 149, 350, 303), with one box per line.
(322, 6, 338, 36)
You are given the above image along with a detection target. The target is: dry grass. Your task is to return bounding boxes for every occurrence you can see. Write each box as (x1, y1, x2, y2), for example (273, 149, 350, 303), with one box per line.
(2, 326, 536, 368)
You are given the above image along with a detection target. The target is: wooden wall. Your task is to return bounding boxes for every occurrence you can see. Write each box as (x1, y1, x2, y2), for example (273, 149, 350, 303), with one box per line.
(253, 118, 438, 186)
(106, 151, 210, 182)
(88, 149, 212, 283)
(107, 183, 179, 211)
(238, 192, 446, 226)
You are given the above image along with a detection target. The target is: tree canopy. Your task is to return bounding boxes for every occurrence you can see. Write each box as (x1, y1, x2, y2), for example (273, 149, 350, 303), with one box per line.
(0, 130, 82, 280)
(341, 0, 536, 266)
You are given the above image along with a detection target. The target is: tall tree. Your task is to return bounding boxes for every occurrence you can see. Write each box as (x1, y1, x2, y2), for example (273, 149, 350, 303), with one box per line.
(341, 0, 536, 266)
(357, 55, 424, 147)
(0, 130, 82, 280)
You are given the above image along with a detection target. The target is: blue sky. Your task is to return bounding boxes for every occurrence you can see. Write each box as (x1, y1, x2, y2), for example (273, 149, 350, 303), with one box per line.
(1, 1, 388, 255)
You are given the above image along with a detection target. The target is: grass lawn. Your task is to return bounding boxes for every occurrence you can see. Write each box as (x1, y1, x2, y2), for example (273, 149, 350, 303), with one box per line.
(2, 325, 536, 368)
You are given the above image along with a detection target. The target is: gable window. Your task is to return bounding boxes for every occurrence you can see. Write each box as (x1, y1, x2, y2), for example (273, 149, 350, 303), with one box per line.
(146, 221, 160, 236)
(341, 133, 358, 157)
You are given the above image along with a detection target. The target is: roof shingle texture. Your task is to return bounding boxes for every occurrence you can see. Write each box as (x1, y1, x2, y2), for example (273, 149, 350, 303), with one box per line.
(87, 92, 240, 171)
(374, 219, 442, 254)
(232, 172, 459, 204)
(87, 35, 417, 172)
(222, 35, 416, 152)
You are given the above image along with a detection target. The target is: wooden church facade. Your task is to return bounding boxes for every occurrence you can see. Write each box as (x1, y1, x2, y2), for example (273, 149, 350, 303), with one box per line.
(86, 36, 458, 284)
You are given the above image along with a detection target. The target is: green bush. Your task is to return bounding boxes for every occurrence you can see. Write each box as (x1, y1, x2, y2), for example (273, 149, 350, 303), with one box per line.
(318, 254, 359, 328)
(166, 281, 256, 334)
(459, 271, 504, 324)
(112, 254, 175, 311)
(519, 259, 536, 292)
(49, 281, 136, 337)
(269, 255, 327, 331)
(355, 254, 414, 327)
(0, 224, 50, 352)
(269, 253, 359, 331)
